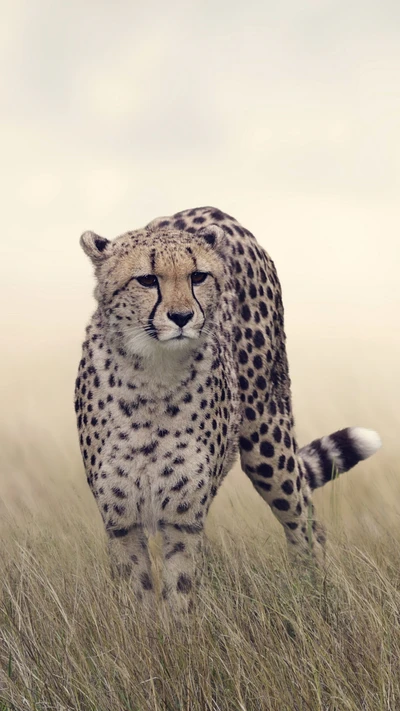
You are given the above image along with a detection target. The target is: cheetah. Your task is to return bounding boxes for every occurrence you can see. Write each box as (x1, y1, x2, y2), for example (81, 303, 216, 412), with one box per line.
(75, 206, 381, 613)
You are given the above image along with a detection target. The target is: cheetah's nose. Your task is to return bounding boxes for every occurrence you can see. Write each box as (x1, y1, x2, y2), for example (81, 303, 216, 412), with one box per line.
(167, 311, 194, 328)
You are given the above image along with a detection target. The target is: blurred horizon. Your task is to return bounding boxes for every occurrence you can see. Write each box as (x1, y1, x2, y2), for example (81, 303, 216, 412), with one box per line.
(0, 0, 399, 462)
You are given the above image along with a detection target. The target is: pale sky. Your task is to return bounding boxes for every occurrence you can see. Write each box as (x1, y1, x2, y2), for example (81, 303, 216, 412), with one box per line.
(1, 0, 399, 432)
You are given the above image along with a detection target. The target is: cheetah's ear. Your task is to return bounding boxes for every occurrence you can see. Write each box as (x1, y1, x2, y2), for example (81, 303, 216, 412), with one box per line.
(80, 231, 112, 264)
(196, 224, 225, 251)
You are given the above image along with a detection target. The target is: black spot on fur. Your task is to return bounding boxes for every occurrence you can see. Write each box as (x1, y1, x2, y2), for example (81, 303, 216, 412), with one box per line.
(260, 441, 275, 458)
(140, 572, 153, 591)
(177, 573, 192, 594)
(273, 498, 290, 511)
(281, 480, 294, 495)
(177, 502, 191, 514)
(166, 404, 180, 417)
(240, 436, 253, 452)
(257, 463, 274, 478)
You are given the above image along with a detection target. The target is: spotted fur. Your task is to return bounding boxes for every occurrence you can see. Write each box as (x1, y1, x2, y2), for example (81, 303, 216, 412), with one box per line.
(75, 206, 381, 612)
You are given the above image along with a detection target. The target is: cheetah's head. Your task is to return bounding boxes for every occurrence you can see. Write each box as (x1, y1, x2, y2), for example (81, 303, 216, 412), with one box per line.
(80, 225, 228, 359)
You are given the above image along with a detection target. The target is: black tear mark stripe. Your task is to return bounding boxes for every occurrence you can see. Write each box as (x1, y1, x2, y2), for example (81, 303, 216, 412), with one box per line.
(190, 279, 205, 325)
(147, 281, 162, 339)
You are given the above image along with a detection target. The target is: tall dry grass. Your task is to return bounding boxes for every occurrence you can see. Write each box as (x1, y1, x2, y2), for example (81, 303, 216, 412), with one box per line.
(0, 349, 399, 710)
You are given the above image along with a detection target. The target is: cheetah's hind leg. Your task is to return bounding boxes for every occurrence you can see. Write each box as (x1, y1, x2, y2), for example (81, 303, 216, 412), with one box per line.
(239, 402, 327, 568)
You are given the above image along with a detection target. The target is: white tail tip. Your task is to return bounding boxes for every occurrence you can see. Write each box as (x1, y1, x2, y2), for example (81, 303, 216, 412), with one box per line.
(350, 427, 382, 459)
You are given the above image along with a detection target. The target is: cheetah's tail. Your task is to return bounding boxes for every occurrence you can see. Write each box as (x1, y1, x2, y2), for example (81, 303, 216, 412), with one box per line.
(298, 427, 381, 490)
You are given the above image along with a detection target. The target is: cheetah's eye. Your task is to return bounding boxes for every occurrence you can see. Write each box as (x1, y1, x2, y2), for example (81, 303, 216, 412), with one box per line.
(191, 272, 208, 285)
(137, 275, 158, 288)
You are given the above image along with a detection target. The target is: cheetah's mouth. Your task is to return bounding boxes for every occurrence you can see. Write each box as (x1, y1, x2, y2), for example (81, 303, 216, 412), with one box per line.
(159, 327, 202, 344)
(162, 331, 196, 346)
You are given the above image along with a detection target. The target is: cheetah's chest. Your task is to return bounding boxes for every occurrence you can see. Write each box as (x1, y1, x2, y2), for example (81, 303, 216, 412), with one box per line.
(79, 348, 241, 531)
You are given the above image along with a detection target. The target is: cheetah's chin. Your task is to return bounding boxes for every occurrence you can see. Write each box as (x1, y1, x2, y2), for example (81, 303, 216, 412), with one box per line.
(161, 334, 197, 349)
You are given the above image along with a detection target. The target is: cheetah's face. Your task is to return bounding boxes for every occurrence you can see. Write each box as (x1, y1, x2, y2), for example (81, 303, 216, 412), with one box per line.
(80, 225, 227, 358)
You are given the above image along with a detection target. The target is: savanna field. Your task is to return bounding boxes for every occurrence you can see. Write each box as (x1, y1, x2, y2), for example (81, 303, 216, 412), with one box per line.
(0, 341, 399, 711)
(2, 0, 400, 705)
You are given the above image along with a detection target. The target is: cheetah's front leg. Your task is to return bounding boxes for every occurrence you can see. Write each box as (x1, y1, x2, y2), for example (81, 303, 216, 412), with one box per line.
(159, 522, 204, 614)
(108, 525, 155, 606)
